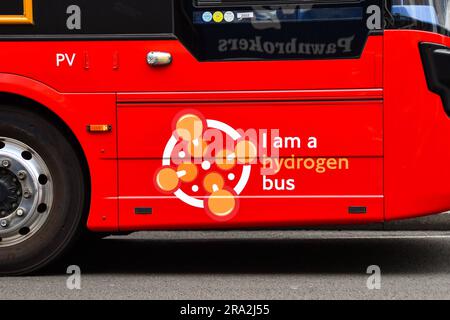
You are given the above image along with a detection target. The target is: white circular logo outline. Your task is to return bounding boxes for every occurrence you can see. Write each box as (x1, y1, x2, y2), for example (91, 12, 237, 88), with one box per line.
(162, 119, 252, 209)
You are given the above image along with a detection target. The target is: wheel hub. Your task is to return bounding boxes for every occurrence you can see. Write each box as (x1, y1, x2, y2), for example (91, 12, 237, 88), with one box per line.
(0, 179, 7, 203)
(0, 138, 53, 247)
(0, 169, 22, 217)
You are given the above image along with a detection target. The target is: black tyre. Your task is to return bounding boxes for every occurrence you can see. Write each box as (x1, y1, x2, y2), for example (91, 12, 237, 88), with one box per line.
(0, 105, 86, 275)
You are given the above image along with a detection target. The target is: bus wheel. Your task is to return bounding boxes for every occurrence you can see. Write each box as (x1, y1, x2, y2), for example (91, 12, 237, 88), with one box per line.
(0, 105, 86, 275)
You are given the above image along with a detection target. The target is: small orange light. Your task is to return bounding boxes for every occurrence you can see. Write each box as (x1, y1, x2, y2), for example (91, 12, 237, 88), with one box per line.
(87, 125, 112, 133)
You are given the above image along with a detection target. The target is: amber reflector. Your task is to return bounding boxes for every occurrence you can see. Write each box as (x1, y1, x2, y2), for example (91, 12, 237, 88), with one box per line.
(87, 125, 112, 133)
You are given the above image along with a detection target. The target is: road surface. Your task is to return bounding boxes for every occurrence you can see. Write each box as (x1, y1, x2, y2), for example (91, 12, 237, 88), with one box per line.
(2, 213, 450, 300)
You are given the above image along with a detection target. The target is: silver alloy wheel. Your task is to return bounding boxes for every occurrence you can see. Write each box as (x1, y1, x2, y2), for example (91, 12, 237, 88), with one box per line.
(0, 137, 53, 247)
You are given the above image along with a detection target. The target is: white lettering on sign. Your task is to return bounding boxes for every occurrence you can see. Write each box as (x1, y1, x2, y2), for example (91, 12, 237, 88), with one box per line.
(56, 53, 77, 67)
(237, 12, 254, 20)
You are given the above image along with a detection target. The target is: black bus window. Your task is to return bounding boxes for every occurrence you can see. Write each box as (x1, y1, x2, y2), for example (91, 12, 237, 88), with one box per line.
(390, 0, 450, 34)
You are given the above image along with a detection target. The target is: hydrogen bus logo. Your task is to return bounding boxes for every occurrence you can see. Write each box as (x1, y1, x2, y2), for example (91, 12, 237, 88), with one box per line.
(154, 111, 257, 221)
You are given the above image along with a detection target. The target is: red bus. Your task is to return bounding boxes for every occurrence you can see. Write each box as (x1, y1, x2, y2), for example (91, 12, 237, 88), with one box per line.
(0, 0, 449, 275)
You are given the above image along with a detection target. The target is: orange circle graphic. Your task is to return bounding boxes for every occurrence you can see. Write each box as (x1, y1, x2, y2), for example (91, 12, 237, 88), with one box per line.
(177, 162, 198, 183)
(215, 149, 236, 171)
(235, 140, 257, 165)
(176, 114, 204, 142)
(155, 167, 180, 192)
(207, 189, 236, 217)
(203, 172, 225, 193)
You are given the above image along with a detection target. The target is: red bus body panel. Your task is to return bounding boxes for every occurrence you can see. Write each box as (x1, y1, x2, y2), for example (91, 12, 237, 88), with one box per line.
(0, 74, 119, 231)
(0, 31, 448, 231)
(0, 37, 382, 92)
(118, 100, 383, 230)
(384, 30, 450, 221)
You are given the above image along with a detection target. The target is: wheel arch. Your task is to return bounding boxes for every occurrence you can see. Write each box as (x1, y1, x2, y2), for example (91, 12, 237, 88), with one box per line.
(0, 74, 92, 224)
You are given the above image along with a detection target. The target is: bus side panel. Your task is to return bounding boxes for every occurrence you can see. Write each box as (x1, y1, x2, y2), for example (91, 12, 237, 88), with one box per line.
(57, 94, 119, 232)
(0, 74, 119, 231)
(0, 37, 382, 93)
(118, 101, 383, 158)
(384, 30, 450, 221)
(117, 101, 383, 230)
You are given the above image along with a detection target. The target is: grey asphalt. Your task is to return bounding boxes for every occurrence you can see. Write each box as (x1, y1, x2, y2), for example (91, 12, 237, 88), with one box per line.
(2, 213, 450, 300)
